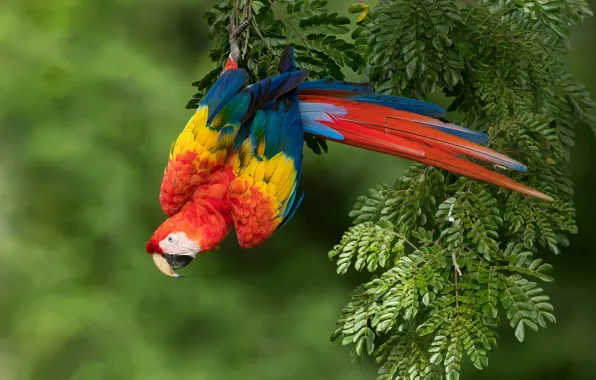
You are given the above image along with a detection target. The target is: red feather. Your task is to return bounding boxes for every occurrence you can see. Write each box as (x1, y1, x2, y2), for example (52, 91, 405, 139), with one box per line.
(300, 95, 553, 202)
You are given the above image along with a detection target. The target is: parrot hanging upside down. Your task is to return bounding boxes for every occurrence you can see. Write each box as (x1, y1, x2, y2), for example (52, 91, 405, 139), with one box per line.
(146, 46, 553, 278)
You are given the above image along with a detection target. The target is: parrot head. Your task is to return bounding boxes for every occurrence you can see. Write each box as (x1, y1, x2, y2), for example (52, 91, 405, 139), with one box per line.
(146, 207, 229, 278)
(146, 221, 200, 278)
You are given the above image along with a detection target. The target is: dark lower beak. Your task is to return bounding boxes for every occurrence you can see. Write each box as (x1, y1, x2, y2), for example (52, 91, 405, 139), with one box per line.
(164, 254, 195, 270)
(152, 254, 195, 278)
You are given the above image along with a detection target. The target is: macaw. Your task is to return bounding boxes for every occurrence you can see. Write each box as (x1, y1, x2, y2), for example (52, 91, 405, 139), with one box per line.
(146, 47, 552, 277)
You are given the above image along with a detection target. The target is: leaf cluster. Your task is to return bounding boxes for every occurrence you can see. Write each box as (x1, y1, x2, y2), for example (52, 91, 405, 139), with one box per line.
(353, 0, 465, 96)
(328, 0, 595, 379)
(187, 0, 362, 109)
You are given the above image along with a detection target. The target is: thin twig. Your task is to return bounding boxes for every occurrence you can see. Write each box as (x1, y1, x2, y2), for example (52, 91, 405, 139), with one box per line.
(242, 0, 252, 59)
(227, 15, 252, 63)
(251, 17, 264, 39)
(266, 0, 309, 46)
(386, 230, 418, 251)
(452, 250, 462, 277)
(453, 249, 461, 312)
(233, 0, 239, 25)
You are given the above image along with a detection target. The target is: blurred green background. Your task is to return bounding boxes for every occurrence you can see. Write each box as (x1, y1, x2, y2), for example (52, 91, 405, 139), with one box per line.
(1, 0, 595, 379)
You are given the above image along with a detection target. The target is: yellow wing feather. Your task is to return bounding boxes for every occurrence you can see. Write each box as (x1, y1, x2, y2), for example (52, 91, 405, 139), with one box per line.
(159, 106, 237, 216)
(229, 148, 299, 248)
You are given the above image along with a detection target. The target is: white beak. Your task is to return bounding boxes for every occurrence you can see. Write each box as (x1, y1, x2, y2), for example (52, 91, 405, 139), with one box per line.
(152, 253, 184, 278)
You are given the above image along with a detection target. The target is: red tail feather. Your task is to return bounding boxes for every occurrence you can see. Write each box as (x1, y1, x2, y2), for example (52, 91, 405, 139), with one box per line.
(300, 95, 553, 202)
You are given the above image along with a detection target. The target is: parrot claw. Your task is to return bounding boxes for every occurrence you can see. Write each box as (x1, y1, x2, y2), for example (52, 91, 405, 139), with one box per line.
(226, 14, 252, 68)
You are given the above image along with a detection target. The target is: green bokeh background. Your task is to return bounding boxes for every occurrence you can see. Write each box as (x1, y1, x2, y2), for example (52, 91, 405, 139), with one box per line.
(1, 0, 595, 379)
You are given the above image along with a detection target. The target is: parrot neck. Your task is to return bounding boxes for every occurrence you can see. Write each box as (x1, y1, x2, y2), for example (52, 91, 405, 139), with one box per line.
(182, 171, 235, 252)
(182, 200, 231, 252)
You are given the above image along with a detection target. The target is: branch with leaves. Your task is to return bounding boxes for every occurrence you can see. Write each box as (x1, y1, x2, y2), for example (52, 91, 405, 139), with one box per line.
(189, 0, 362, 107)
(195, 0, 595, 378)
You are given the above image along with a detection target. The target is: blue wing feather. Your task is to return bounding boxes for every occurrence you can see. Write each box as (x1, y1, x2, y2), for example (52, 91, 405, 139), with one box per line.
(277, 191, 304, 231)
(248, 111, 267, 158)
(279, 47, 297, 73)
(214, 124, 239, 150)
(210, 66, 308, 134)
(249, 110, 266, 138)
(272, 47, 305, 164)
(200, 69, 249, 123)
(270, 47, 305, 227)
(264, 111, 282, 158)
(210, 92, 251, 130)
(233, 122, 250, 151)
(275, 100, 301, 153)
(244, 69, 310, 123)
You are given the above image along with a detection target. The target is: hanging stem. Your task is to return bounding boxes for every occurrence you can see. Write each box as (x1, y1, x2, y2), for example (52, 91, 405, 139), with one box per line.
(242, 0, 252, 59)
(227, 14, 252, 65)
(453, 248, 462, 312)
(233, 0, 239, 25)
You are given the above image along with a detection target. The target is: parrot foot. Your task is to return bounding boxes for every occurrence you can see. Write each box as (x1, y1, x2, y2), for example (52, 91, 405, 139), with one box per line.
(226, 15, 253, 69)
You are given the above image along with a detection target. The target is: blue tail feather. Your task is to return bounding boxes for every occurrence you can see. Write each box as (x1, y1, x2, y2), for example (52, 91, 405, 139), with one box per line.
(349, 93, 447, 119)
(423, 123, 489, 145)
(301, 118, 344, 140)
(298, 77, 375, 93)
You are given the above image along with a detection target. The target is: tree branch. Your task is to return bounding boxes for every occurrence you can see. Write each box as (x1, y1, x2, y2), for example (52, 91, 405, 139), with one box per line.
(227, 15, 252, 64)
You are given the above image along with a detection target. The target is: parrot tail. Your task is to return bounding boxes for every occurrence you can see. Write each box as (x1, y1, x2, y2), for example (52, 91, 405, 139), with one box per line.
(298, 94, 553, 202)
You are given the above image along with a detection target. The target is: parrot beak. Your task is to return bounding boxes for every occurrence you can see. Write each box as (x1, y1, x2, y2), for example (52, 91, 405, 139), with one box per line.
(151, 253, 195, 278)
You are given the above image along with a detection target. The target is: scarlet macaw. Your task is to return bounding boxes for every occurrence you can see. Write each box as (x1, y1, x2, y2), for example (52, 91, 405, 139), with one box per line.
(146, 47, 552, 277)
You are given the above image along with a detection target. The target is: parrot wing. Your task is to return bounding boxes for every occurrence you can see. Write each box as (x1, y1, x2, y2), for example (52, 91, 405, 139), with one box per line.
(228, 105, 304, 248)
(159, 68, 249, 216)
(159, 67, 309, 217)
(228, 48, 306, 248)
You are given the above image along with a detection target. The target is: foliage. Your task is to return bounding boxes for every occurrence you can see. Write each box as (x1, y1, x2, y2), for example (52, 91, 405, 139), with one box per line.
(327, 0, 596, 379)
(187, 0, 362, 108)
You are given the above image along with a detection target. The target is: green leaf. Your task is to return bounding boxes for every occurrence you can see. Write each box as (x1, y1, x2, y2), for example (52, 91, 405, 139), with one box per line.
(406, 57, 418, 79)
(514, 321, 525, 342)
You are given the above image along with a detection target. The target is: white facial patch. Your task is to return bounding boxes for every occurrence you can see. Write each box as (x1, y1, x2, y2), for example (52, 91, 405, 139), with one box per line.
(159, 232, 201, 256)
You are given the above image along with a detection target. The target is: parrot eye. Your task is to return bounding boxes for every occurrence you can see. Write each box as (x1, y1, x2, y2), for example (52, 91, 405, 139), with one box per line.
(166, 235, 177, 243)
